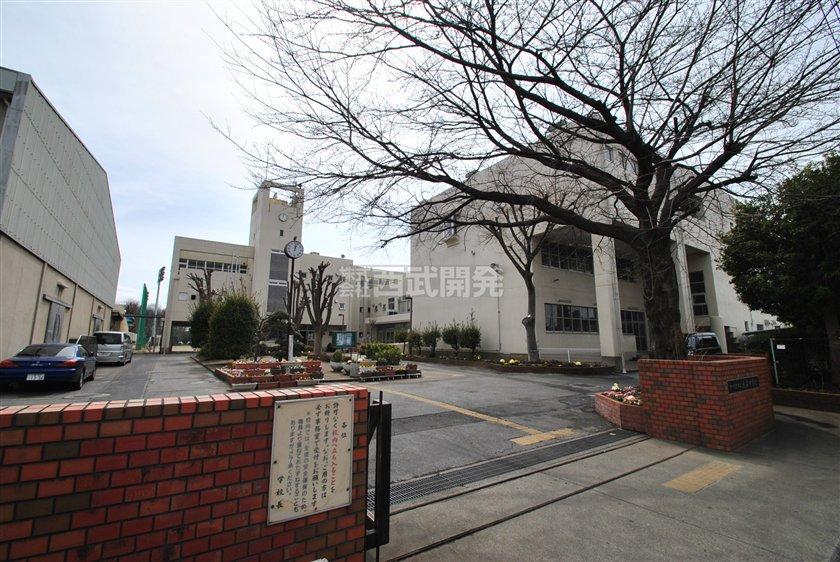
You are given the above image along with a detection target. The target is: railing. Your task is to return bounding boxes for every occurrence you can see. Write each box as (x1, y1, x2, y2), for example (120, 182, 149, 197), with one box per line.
(366, 391, 392, 555)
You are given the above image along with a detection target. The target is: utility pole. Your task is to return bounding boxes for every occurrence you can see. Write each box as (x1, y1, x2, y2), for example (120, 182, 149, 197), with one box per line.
(151, 267, 165, 352)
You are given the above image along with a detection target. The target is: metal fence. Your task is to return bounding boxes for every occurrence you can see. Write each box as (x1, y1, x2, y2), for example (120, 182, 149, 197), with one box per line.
(765, 337, 831, 390)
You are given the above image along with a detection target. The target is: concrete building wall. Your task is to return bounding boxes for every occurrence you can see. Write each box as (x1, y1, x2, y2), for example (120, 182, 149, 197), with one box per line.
(0, 68, 120, 306)
(161, 236, 254, 351)
(0, 234, 113, 357)
(409, 143, 778, 360)
(249, 184, 304, 315)
(0, 68, 120, 358)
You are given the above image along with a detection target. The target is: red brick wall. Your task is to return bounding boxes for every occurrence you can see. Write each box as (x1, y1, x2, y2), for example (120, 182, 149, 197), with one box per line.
(593, 394, 646, 432)
(639, 356, 774, 451)
(0, 384, 369, 562)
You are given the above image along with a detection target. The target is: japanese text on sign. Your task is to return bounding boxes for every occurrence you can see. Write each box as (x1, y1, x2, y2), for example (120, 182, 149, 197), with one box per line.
(268, 395, 354, 524)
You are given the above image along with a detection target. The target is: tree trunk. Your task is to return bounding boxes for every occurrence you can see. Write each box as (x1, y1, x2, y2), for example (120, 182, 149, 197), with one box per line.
(313, 327, 323, 357)
(636, 236, 685, 359)
(523, 276, 541, 362)
(824, 306, 840, 387)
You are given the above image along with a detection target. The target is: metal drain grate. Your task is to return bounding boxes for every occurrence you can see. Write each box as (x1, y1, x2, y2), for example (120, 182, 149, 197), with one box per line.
(368, 429, 636, 508)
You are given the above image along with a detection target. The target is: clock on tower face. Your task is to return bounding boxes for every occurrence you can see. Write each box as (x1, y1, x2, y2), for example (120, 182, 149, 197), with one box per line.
(284, 240, 304, 259)
(278, 212, 288, 222)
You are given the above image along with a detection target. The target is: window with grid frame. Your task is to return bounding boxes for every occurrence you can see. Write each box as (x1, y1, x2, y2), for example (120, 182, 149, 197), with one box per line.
(545, 303, 599, 333)
(616, 257, 637, 282)
(541, 242, 594, 273)
(689, 271, 709, 316)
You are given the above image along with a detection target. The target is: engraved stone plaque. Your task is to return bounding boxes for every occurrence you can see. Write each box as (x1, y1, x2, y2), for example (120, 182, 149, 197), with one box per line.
(268, 395, 355, 524)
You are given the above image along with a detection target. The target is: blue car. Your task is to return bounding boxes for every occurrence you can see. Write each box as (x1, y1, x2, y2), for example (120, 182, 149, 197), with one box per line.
(0, 343, 96, 390)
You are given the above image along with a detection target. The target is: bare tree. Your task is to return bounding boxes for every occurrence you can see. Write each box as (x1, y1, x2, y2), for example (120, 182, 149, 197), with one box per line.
(186, 269, 215, 303)
(471, 202, 556, 362)
(298, 262, 344, 355)
(291, 271, 310, 327)
(224, 0, 840, 357)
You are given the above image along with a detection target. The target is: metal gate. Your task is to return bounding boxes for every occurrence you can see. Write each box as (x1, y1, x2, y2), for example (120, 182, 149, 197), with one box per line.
(768, 337, 831, 389)
(366, 392, 392, 553)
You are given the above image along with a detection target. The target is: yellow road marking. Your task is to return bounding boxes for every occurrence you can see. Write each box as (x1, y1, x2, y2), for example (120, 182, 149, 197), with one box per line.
(511, 428, 576, 446)
(663, 461, 741, 494)
(369, 386, 574, 446)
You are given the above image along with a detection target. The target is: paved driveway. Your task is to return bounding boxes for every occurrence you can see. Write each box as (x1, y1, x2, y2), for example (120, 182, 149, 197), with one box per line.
(0, 353, 228, 406)
(365, 361, 638, 482)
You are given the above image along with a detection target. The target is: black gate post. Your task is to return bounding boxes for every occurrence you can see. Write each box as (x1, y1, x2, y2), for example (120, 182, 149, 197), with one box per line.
(366, 391, 391, 551)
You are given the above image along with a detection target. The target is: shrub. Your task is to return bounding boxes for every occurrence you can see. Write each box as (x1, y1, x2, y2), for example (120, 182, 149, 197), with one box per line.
(422, 324, 440, 357)
(442, 321, 461, 356)
(203, 292, 259, 359)
(331, 350, 344, 362)
(189, 300, 216, 349)
(407, 331, 422, 355)
(376, 346, 403, 365)
(460, 323, 481, 357)
(395, 329, 409, 343)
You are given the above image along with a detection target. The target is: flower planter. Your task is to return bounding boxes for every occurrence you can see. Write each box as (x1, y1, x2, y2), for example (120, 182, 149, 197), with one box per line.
(329, 362, 345, 373)
(594, 393, 647, 432)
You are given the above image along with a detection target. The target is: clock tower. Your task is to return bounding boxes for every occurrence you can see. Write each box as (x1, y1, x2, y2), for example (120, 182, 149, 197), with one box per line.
(248, 181, 304, 314)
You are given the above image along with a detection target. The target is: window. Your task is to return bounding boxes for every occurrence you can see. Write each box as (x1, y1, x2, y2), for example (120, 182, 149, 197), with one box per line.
(178, 258, 247, 274)
(337, 302, 346, 311)
(359, 306, 363, 313)
(545, 304, 598, 333)
(191, 295, 197, 300)
(444, 214, 459, 238)
(603, 146, 615, 163)
(178, 292, 188, 301)
(616, 257, 636, 282)
(689, 271, 708, 316)
(621, 310, 648, 351)
(387, 298, 396, 315)
(745, 321, 749, 331)
(541, 242, 594, 273)
(398, 297, 412, 314)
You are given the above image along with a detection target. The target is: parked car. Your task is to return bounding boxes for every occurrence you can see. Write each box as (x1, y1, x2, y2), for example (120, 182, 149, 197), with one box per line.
(685, 332, 723, 356)
(68, 335, 98, 357)
(0, 343, 96, 390)
(94, 331, 133, 365)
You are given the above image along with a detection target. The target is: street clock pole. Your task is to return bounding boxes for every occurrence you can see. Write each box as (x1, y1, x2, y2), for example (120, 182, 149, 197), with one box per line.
(284, 238, 304, 360)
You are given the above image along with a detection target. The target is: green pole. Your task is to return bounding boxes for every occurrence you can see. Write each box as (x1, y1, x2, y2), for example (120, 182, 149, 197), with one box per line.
(136, 284, 149, 349)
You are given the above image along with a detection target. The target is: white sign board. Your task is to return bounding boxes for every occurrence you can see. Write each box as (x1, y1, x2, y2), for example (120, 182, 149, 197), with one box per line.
(268, 395, 355, 524)
(776, 344, 786, 350)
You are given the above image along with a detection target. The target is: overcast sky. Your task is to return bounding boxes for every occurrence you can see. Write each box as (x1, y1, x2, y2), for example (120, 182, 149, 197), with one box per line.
(1, 1, 409, 305)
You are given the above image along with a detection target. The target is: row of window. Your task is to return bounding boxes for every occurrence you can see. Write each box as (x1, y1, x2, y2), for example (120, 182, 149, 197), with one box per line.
(540, 242, 638, 281)
(545, 304, 599, 333)
(178, 259, 248, 274)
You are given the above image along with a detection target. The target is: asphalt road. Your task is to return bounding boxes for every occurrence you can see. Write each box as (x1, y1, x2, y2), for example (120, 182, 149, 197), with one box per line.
(0, 353, 229, 406)
(365, 362, 638, 482)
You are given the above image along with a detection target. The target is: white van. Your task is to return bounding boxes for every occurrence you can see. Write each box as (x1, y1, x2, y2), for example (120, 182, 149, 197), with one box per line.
(93, 331, 134, 365)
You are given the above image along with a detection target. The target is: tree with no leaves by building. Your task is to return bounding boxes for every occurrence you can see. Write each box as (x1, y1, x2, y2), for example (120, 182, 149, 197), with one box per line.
(298, 262, 344, 356)
(186, 269, 215, 303)
(224, 0, 840, 358)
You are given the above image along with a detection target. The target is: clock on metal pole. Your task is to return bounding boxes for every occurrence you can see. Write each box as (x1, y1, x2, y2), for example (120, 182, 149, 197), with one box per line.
(283, 239, 304, 361)
(284, 240, 304, 259)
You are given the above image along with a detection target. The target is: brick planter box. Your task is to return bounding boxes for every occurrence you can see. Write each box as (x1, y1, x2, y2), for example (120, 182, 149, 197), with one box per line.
(639, 356, 775, 451)
(594, 393, 647, 432)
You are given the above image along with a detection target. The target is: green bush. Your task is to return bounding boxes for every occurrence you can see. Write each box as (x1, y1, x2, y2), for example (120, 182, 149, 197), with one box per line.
(460, 323, 481, 357)
(331, 350, 344, 362)
(189, 300, 216, 349)
(203, 292, 259, 359)
(395, 329, 409, 343)
(422, 324, 440, 357)
(376, 346, 403, 365)
(407, 331, 422, 355)
(360, 342, 403, 364)
(442, 321, 461, 356)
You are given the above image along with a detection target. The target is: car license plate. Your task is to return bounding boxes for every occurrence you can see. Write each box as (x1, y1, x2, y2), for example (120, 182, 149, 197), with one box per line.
(26, 373, 45, 381)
